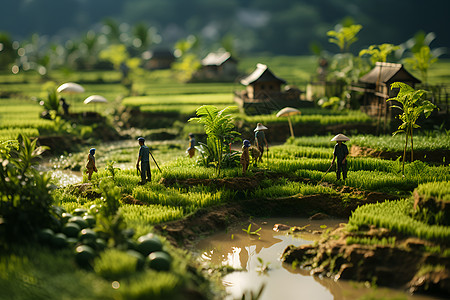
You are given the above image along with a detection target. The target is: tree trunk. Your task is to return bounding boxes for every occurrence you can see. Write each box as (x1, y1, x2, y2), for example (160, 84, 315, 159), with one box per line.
(410, 125, 414, 162)
(402, 129, 408, 175)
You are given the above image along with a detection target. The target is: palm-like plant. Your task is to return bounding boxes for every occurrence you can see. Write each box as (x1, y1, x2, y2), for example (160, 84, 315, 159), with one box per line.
(189, 105, 240, 175)
(387, 82, 437, 174)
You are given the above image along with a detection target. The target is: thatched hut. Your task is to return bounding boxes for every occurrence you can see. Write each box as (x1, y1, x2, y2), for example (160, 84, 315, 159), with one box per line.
(193, 52, 238, 81)
(351, 62, 421, 117)
(234, 63, 302, 114)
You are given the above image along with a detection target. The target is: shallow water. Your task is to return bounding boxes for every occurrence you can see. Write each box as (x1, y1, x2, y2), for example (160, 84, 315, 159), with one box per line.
(196, 217, 445, 300)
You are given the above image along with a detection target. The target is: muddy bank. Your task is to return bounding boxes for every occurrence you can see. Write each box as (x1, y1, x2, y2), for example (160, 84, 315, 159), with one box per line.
(282, 224, 450, 297)
(351, 145, 450, 164)
(153, 174, 399, 248)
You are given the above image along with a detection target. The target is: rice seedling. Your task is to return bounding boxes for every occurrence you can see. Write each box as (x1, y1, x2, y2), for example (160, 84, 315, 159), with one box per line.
(351, 133, 450, 152)
(252, 180, 337, 199)
(120, 204, 184, 230)
(237, 110, 372, 126)
(415, 181, 450, 202)
(347, 198, 450, 244)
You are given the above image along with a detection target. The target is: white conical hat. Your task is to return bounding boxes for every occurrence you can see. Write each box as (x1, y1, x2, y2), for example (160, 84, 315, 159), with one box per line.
(331, 133, 350, 142)
(254, 123, 268, 131)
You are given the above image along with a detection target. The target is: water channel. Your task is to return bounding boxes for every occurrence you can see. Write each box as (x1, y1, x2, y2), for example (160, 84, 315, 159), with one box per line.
(195, 218, 445, 300)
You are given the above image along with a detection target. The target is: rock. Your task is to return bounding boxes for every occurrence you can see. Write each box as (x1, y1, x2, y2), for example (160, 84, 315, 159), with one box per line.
(273, 224, 291, 231)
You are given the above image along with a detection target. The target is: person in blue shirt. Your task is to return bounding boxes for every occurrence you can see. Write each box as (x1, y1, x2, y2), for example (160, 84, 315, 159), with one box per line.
(254, 123, 268, 163)
(330, 134, 350, 181)
(136, 137, 151, 185)
(186, 133, 196, 158)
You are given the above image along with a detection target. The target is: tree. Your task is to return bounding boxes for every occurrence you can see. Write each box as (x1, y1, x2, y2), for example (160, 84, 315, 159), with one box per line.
(327, 24, 362, 53)
(188, 105, 240, 176)
(387, 82, 437, 175)
(404, 46, 438, 85)
(359, 43, 400, 65)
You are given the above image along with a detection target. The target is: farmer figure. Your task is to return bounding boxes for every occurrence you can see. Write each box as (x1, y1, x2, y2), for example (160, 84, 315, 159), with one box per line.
(240, 139, 251, 175)
(85, 148, 97, 181)
(254, 123, 268, 163)
(186, 133, 196, 158)
(136, 137, 151, 185)
(60, 97, 70, 116)
(330, 133, 350, 181)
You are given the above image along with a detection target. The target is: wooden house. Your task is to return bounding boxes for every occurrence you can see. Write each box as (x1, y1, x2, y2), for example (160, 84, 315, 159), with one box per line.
(193, 51, 238, 82)
(234, 63, 302, 114)
(351, 62, 421, 117)
(143, 48, 175, 70)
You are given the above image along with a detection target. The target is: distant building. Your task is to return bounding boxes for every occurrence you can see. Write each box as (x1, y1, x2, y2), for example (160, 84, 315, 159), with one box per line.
(351, 62, 421, 117)
(143, 48, 175, 70)
(234, 63, 302, 114)
(192, 51, 238, 82)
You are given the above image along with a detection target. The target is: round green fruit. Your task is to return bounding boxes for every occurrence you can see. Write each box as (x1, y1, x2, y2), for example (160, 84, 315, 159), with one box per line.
(73, 208, 88, 216)
(75, 245, 95, 266)
(148, 251, 171, 271)
(68, 216, 88, 229)
(66, 237, 79, 247)
(83, 215, 96, 227)
(79, 228, 97, 242)
(61, 212, 73, 223)
(51, 233, 68, 248)
(62, 222, 81, 238)
(127, 250, 146, 271)
(38, 228, 54, 243)
(136, 235, 162, 256)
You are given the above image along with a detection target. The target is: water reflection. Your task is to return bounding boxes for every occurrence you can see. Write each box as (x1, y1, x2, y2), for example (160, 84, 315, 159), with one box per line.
(196, 218, 445, 300)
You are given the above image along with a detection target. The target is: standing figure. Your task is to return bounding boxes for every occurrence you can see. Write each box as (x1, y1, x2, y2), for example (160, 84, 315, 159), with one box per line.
(330, 134, 350, 181)
(60, 98, 70, 116)
(85, 148, 98, 181)
(186, 133, 196, 158)
(240, 139, 251, 175)
(254, 123, 268, 163)
(136, 137, 151, 185)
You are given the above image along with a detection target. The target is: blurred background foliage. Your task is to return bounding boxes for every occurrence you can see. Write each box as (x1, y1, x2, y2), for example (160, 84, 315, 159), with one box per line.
(1, 0, 448, 57)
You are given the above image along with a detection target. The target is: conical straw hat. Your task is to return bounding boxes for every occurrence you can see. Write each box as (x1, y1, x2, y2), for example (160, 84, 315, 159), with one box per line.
(331, 133, 350, 142)
(254, 123, 268, 131)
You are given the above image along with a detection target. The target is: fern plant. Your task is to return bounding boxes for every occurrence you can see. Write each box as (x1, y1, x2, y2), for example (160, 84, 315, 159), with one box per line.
(189, 105, 240, 176)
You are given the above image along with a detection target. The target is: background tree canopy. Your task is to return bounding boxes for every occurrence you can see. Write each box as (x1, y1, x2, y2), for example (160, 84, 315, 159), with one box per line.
(1, 0, 449, 56)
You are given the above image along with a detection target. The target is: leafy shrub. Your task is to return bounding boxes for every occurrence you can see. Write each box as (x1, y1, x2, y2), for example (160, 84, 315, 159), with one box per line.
(0, 135, 57, 242)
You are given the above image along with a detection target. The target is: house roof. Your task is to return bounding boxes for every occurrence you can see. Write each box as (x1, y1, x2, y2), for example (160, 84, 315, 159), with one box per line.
(359, 62, 421, 84)
(201, 52, 235, 66)
(240, 63, 287, 86)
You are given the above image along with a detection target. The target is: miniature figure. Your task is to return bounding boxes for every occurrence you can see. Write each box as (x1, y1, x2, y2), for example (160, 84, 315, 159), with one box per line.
(254, 123, 268, 162)
(85, 148, 97, 181)
(240, 139, 251, 175)
(136, 137, 151, 185)
(186, 133, 196, 158)
(60, 97, 70, 116)
(330, 134, 350, 181)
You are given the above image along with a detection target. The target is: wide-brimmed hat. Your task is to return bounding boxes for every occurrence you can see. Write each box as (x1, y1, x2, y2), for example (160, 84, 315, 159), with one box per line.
(331, 134, 350, 142)
(254, 123, 268, 131)
(137, 137, 145, 142)
(89, 148, 96, 154)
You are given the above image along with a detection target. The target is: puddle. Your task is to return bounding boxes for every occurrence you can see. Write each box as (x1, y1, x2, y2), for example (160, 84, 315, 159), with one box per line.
(196, 218, 445, 300)
(37, 157, 83, 187)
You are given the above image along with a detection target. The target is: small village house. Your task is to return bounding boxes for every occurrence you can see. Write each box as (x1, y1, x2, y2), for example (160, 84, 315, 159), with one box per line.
(193, 51, 238, 82)
(351, 62, 421, 118)
(234, 63, 302, 114)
